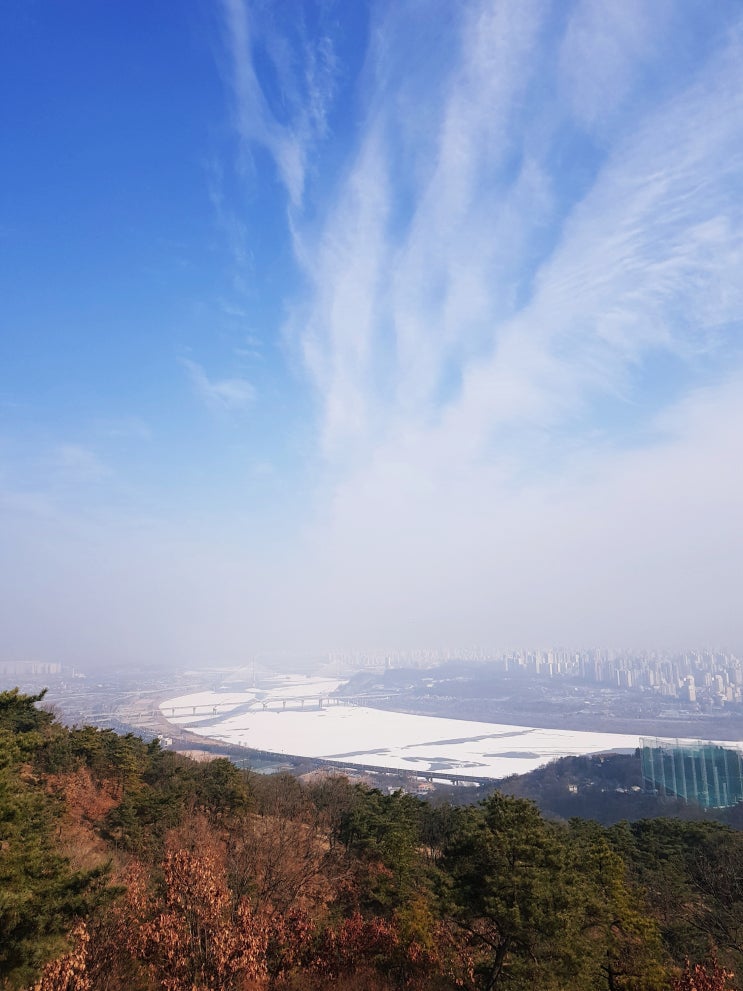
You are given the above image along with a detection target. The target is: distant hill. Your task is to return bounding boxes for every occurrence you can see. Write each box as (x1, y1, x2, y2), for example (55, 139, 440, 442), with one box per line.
(494, 750, 743, 827)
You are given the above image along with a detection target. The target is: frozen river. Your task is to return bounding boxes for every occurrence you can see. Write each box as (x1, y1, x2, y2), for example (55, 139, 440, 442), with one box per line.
(160, 676, 642, 780)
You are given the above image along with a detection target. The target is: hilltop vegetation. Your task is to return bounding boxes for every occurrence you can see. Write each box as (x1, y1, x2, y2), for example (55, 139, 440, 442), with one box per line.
(1, 688, 742, 991)
(500, 751, 743, 827)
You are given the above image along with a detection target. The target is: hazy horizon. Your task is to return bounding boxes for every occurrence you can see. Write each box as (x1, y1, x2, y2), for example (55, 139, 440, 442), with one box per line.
(2, 1, 743, 669)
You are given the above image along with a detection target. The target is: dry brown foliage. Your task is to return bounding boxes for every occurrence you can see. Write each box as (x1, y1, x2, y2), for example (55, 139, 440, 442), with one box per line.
(31, 924, 91, 991)
(671, 959, 736, 991)
(43, 768, 122, 872)
(46, 768, 122, 824)
(120, 847, 270, 991)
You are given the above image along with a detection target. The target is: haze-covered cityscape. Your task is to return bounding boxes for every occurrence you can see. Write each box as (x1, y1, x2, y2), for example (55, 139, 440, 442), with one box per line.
(4, 640, 742, 791)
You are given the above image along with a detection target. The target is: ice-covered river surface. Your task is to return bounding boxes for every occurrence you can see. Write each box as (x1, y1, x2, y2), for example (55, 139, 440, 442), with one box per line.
(160, 676, 645, 780)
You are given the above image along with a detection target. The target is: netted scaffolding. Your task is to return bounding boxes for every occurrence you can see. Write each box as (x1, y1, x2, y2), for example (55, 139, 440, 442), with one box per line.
(641, 738, 743, 808)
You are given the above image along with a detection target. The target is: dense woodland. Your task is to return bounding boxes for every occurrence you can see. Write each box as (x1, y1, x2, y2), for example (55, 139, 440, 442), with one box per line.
(1, 689, 742, 991)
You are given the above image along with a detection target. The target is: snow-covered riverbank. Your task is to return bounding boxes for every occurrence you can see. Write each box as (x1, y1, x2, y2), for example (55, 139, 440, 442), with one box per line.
(160, 676, 641, 779)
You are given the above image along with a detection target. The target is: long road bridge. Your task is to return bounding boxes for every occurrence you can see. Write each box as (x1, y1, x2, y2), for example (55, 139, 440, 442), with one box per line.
(160, 693, 397, 717)
(85, 693, 399, 725)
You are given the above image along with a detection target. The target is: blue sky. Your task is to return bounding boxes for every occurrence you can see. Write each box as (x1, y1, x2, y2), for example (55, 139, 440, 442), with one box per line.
(2, 0, 743, 668)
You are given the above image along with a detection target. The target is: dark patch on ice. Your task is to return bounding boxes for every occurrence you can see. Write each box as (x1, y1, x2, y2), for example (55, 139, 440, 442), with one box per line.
(322, 748, 392, 759)
(401, 757, 485, 770)
(482, 751, 540, 759)
(400, 729, 532, 749)
(178, 702, 259, 728)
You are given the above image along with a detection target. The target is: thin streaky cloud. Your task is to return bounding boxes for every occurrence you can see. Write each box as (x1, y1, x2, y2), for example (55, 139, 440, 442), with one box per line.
(558, 0, 672, 129)
(181, 357, 255, 413)
(94, 417, 152, 442)
(293, 1, 743, 476)
(248, 0, 743, 652)
(218, 0, 338, 207)
(206, 160, 253, 289)
(50, 444, 110, 482)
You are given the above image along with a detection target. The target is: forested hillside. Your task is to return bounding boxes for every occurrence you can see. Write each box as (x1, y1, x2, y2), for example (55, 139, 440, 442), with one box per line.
(501, 752, 743, 827)
(1, 689, 741, 991)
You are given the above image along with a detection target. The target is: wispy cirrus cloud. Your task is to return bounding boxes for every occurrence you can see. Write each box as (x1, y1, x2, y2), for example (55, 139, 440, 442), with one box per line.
(290, 1, 743, 469)
(218, 0, 338, 207)
(273, 0, 743, 648)
(206, 159, 252, 290)
(181, 357, 255, 413)
(558, 0, 673, 129)
(93, 417, 152, 442)
(50, 443, 110, 481)
(33, 0, 731, 660)
(294, 2, 559, 457)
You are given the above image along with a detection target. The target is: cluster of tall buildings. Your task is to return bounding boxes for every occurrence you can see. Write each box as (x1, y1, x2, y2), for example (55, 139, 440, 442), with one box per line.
(497, 647, 743, 707)
(332, 646, 743, 710)
(0, 660, 62, 678)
